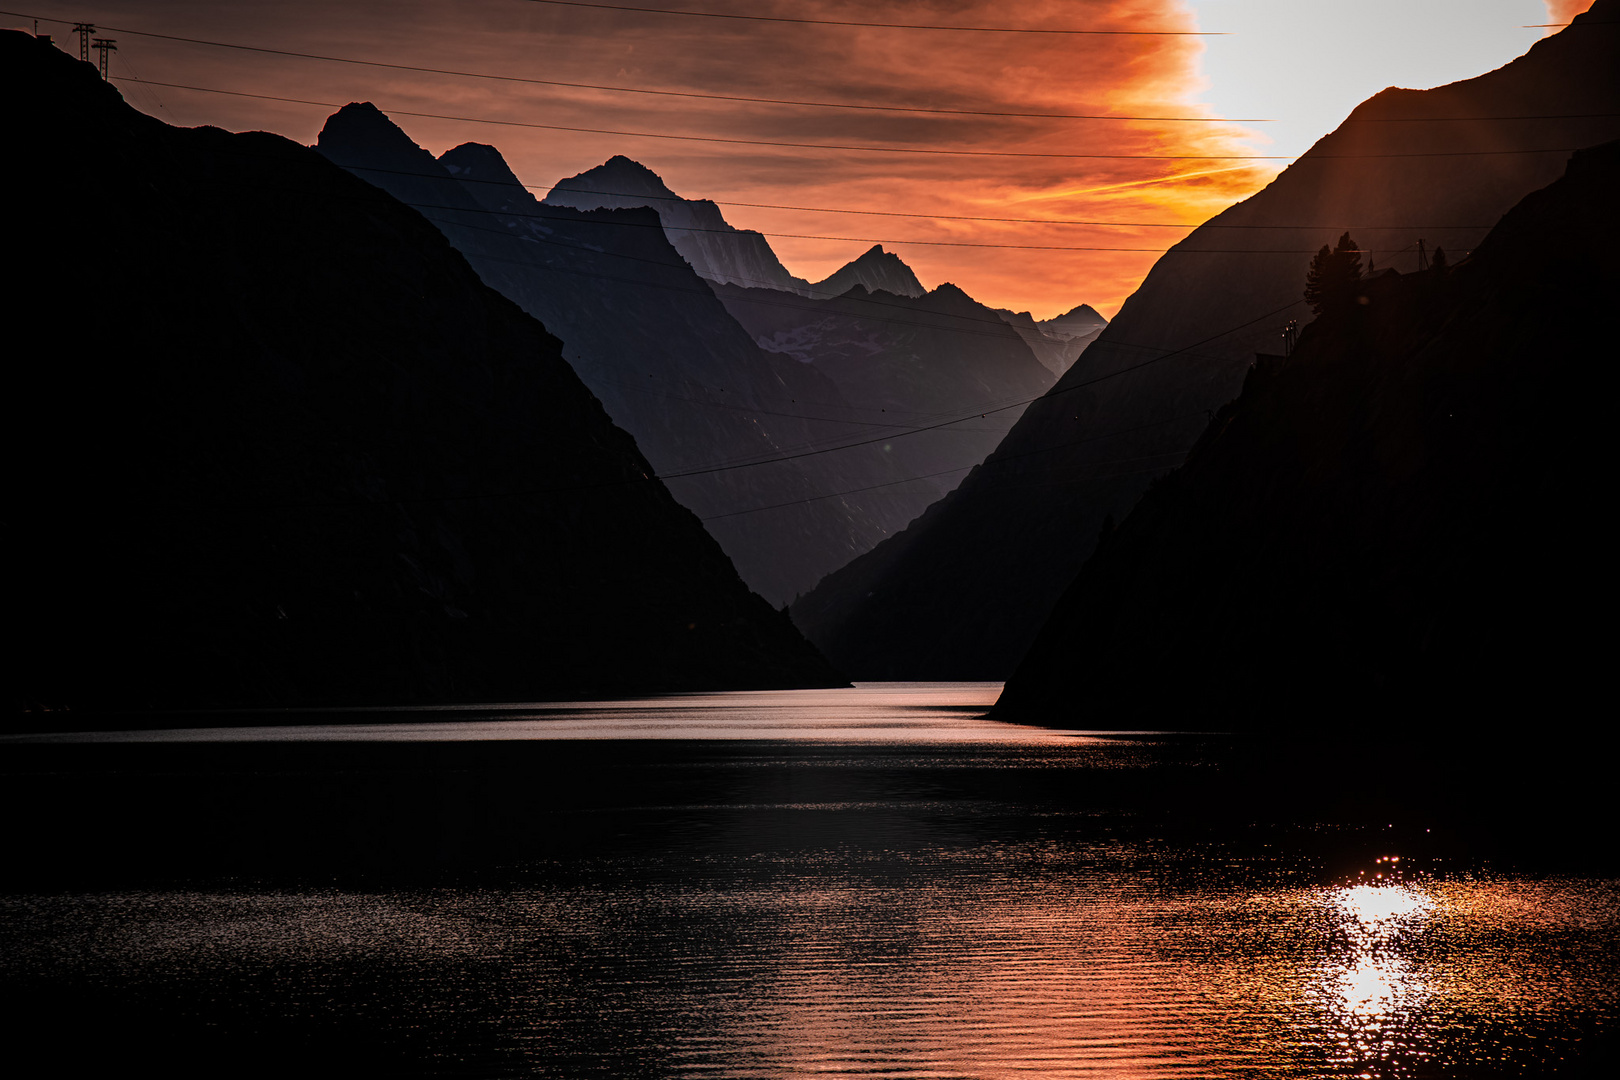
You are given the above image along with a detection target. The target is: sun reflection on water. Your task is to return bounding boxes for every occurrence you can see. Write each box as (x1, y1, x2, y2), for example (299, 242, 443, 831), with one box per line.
(1299, 879, 1441, 1072)
(1338, 882, 1433, 930)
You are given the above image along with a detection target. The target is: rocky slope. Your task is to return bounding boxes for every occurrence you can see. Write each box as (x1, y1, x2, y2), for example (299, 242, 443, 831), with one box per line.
(996, 141, 1616, 725)
(4, 30, 841, 714)
(791, 6, 1620, 679)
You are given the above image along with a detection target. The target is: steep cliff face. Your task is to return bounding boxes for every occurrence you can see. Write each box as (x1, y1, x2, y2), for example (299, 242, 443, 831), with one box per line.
(792, 7, 1620, 679)
(4, 31, 841, 714)
(319, 111, 911, 605)
(996, 142, 1616, 726)
(546, 154, 816, 294)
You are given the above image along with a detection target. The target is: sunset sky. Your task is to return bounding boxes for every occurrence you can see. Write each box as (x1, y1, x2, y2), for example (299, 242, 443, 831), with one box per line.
(13, 0, 1593, 317)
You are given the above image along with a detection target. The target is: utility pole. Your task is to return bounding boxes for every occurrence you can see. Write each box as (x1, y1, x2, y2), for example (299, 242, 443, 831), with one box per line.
(1283, 320, 1298, 358)
(93, 38, 116, 80)
(1416, 238, 1428, 272)
(72, 22, 94, 62)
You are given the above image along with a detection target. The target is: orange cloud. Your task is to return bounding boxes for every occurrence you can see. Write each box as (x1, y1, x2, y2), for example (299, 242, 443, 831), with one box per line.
(15, 1, 1274, 316)
(1543, 0, 1596, 27)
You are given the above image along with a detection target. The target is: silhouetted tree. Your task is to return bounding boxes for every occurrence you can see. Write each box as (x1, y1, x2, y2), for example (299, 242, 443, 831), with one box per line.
(1304, 232, 1364, 315)
(1431, 246, 1449, 270)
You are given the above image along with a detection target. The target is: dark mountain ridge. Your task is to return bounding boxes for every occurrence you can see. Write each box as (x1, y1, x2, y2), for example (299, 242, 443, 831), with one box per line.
(792, 6, 1620, 679)
(995, 141, 1616, 725)
(4, 30, 840, 715)
(317, 107, 924, 605)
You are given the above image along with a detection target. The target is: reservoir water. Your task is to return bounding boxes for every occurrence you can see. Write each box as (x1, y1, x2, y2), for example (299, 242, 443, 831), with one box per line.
(2, 684, 1614, 1077)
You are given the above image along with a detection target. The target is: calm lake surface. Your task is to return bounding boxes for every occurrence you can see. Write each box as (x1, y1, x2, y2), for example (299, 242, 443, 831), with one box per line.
(2, 684, 1615, 1077)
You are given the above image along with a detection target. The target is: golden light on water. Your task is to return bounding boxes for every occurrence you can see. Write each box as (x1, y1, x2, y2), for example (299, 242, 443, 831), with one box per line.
(1337, 956, 1403, 1016)
(1337, 881, 1432, 931)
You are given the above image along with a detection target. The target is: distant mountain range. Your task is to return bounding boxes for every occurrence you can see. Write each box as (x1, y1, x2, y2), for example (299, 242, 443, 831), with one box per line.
(5, 30, 840, 713)
(318, 116, 1101, 603)
(997, 140, 1616, 724)
(791, 3, 1620, 679)
(546, 156, 928, 299)
(996, 304, 1108, 378)
(318, 109, 912, 604)
(546, 155, 1098, 374)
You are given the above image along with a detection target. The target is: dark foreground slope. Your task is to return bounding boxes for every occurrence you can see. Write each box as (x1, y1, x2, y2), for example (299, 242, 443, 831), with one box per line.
(793, 6, 1620, 678)
(3, 32, 840, 715)
(996, 142, 1616, 727)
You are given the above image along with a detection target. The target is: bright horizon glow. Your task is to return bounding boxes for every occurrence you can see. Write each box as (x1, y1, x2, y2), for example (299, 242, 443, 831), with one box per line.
(10, 0, 1593, 317)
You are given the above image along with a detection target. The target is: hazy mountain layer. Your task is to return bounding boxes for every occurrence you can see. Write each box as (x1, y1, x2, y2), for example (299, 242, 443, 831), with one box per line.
(996, 304, 1108, 377)
(997, 142, 1616, 725)
(318, 113, 926, 604)
(711, 280, 1060, 519)
(792, 7, 1620, 679)
(5, 31, 841, 713)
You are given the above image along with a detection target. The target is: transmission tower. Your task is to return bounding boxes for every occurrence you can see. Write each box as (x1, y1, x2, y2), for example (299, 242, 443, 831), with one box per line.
(92, 38, 117, 80)
(72, 22, 94, 62)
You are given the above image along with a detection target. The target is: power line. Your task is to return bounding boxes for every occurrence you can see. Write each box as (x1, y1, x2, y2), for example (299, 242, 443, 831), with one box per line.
(418, 197, 1486, 253)
(312, 153, 1507, 232)
(30, 11, 1610, 129)
(9, 14, 1266, 122)
(114, 77, 1602, 162)
(699, 409, 1216, 521)
(516, 0, 1227, 35)
(546, 187, 1503, 230)
(126, 274, 1303, 512)
(175, 147, 1495, 365)
(653, 297, 1306, 481)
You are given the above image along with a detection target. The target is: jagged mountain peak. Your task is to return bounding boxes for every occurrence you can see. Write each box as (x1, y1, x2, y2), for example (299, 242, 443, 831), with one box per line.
(549, 154, 680, 204)
(811, 244, 926, 299)
(439, 141, 523, 187)
(1042, 304, 1108, 338)
(315, 101, 414, 152)
(1050, 302, 1105, 324)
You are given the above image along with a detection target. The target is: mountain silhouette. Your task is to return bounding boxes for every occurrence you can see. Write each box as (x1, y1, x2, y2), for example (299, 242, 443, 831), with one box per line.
(791, 6, 1620, 679)
(548, 161, 929, 300)
(544, 154, 1106, 549)
(318, 110, 930, 605)
(806, 245, 926, 299)
(547, 154, 817, 294)
(996, 141, 1616, 725)
(5, 30, 841, 715)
